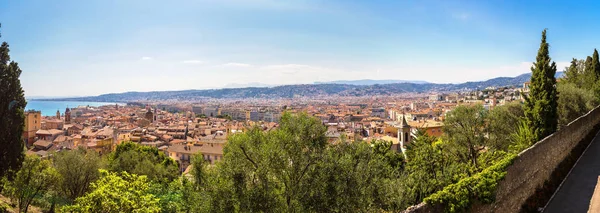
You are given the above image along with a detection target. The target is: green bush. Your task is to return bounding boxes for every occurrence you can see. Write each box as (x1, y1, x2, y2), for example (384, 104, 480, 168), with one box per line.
(424, 154, 517, 212)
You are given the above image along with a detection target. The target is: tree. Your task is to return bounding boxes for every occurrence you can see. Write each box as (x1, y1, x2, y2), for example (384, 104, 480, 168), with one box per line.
(0, 23, 27, 179)
(593, 49, 600, 79)
(61, 170, 161, 213)
(268, 112, 328, 211)
(147, 177, 211, 213)
(218, 112, 328, 212)
(557, 83, 598, 126)
(53, 148, 102, 202)
(2, 155, 59, 213)
(216, 114, 232, 120)
(443, 105, 488, 171)
(524, 29, 558, 141)
(154, 153, 213, 212)
(191, 153, 207, 188)
(404, 130, 458, 206)
(372, 140, 405, 172)
(487, 102, 524, 150)
(563, 58, 580, 86)
(300, 140, 406, 212)
(108, 142, 179, 183)
(212, 112, 411, 212)
(591, 49, 600, 98)
(583, 56, 596, 91)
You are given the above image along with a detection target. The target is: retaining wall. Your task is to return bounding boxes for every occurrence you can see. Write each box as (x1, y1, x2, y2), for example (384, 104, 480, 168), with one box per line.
(404, 106, 600, 213)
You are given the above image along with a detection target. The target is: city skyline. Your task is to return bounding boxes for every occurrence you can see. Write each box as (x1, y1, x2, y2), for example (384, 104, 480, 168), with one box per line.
(1, 0, 599, 96)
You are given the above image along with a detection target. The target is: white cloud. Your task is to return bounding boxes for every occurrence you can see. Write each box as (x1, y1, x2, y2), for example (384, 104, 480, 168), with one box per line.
(141, 56, 152, 60)
(222, 62, 253, 67)
(555, 61, 570, 70)
(182, 60, 204, 64)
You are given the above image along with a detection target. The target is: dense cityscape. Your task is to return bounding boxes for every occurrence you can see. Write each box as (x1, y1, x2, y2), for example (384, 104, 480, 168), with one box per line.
(22, 85, 525, 168)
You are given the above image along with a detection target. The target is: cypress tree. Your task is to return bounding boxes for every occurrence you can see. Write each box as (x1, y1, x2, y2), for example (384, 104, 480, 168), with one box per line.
(563, 58, 579, 86)
(524, 29, 558, 141)
(584, 56, 595, 90)
(593, 49, 600, 78)
(591, 49, 600, 99)
(0, 24, 27, 179)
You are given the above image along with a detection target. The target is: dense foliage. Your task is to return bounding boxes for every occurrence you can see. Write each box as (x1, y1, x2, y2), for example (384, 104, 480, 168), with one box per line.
(108, 142, 179, 183)
(443, 105, 489, 171)
(0, 24, 27, 180)
(487, 102, 524, 150)
(61, 170, 161, 213)
(424, 154, 517, 213)
(557, 83, 598, 126)
(524, 29, 558, 141)
(53, 148, 102, 202)
(1, 155, 58, 213)
(558, 48, 600, 126)
(197, 113, 408, 212)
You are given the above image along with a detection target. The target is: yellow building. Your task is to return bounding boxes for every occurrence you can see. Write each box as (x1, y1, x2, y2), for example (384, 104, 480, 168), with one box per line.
(23, 110, 41, 146)
(117, 132, 132, 145)
(87, 137, 114, 155)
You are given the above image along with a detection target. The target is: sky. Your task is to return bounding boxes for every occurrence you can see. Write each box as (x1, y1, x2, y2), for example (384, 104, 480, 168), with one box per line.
(1, 0, 600, 97)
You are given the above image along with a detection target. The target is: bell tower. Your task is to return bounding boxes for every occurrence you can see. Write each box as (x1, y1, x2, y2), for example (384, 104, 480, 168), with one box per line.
(397, 114, 412, 151)
(65, 107, 71, 124)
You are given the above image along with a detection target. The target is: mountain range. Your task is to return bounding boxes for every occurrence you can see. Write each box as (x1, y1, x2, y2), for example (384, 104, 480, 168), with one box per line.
(315, 79, 429, 85)
(40, 72, 564, 102)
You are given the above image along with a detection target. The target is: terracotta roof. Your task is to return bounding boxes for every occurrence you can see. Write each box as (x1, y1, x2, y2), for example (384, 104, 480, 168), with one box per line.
(167, 143, 223, 155)
(34, 139, 53, 149)
(53, 135, 72, 143)
(36, 129, 62, 135)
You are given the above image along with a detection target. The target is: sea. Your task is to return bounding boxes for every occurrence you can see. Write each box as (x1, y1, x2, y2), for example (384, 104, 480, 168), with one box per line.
(25, 100, 123, 116)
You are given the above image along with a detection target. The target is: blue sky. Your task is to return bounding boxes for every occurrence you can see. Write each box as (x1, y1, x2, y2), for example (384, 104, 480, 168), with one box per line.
(1, 0, 599, 97)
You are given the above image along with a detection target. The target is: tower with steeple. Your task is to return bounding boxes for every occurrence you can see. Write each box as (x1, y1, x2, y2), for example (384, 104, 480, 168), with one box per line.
(56, 110, 61, 120)
(154, 107, 157, 122)
(65, 107, 71, 124)
(184, 122, 189, 140)
(397, 114, 412, 151)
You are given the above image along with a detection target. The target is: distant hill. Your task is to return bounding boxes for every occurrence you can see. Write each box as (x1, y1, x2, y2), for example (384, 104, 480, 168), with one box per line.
(223, 82, 276, 88)
(39, 71, 564, 102)
(315, 79, 429, 85)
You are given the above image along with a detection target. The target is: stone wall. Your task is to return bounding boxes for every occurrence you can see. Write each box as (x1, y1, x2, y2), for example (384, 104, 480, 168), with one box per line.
(403, 106, 600, 213)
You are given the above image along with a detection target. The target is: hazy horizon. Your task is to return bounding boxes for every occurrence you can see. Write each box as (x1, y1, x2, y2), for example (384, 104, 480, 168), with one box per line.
(1, 0, 598, 97)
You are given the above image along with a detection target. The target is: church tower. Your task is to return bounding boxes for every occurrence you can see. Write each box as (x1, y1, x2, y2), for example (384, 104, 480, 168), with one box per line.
(65, 107, 71, 124)
(397, 114, 412, 151)
(184, 123, 189, 140)
(154, 108, 157, 122)
(56, 110, 60, 120)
